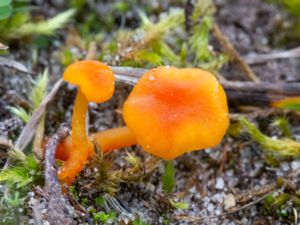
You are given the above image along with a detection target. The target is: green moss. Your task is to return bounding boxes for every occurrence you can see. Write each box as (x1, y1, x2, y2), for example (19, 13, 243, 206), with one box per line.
(239, 117, 300, 157)
(93, 211, 116, 224)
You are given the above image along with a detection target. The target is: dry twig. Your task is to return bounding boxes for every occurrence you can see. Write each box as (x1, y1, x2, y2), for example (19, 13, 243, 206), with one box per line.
(244, 46, 300, 64)
(0, 56, 29, 74)
(44, 124, 73, 225)
(113, 66, 300, 107)
(212, 24, 260, 82)
(15, 79, 63, 150)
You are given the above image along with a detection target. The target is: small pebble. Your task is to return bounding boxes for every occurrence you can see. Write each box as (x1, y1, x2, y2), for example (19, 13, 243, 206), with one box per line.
(207, 203, 214, 212)
(241, 217, 248, 224)
(215, 209, 222, 215)
(281, 162, 290, 172)
(212, 193, 224, 203)
(146, 183, 155, 192)
(291, 160, 300, 170)
(224, 194, 236, 210)
(189, 185, 197, 194)
(215, 177, 225, 190)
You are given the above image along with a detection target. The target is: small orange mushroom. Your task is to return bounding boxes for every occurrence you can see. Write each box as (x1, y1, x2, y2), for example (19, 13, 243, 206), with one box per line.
(123, 66, 229, 159)
(57, 66, 229, 160)
(58, 60, 114, 184)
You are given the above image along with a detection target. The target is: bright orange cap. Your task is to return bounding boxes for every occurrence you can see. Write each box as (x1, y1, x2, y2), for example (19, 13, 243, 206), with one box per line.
(63, 60, 114, 103)
(123, 66, 229, 159)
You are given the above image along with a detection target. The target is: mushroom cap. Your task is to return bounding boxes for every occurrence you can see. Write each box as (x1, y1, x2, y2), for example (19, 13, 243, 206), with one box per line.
(63, 60, 114, 103)
(123, 66, 229, 159)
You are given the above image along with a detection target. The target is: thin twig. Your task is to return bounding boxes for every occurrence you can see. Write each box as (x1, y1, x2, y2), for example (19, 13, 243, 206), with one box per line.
(32, 114, 45, 161)
(112, 66, 300, 106)
(0, 56, 29, 74)
(15, 79, 63, 150)
(44, 124, 73, 225)
(234, 183, 276, 205)
(244, 46, 300, 64)
(212, 23, 260, 82)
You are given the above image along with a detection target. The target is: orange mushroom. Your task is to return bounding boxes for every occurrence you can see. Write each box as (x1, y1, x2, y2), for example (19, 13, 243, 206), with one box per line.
(57, 66, 229, 160)
(123, 66, 229, 159)
(58, 60, 114, 184)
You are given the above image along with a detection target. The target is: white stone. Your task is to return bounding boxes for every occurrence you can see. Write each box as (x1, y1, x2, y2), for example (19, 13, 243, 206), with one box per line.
(281, 162, 290, 171)
(227, 222, 236, 225)
(224, 194, 236, 210)
(212, 193, 224, 203)
(207, 203, 214, 212)
(215, 177, 225, 190)
(291, 161, 300, 170)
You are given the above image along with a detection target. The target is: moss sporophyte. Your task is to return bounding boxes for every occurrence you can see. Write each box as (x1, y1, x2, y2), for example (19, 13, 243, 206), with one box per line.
(56, 65, 229, 184)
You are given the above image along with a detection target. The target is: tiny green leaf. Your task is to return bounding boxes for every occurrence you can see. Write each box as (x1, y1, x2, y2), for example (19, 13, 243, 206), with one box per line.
(271, 117, 292, 138)
(0, 0, 12, 7)
(93, 211, 116, 223)
(162, 160, 175, 193)
(95, 196, 106, 207)
(133, 218, 151, 225)
(0, 5, 12, 20)
(169, 199, 189, 210)
(9, 106, 30, 123)
(30, 69, 49, 111)
(138, 51, 162, 65)
(1, 9, 76, 39)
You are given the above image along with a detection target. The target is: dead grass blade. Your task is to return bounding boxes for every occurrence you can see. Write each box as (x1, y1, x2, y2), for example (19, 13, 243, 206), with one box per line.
(213, 24, 260, 82)
(15, 79, 63, 151)
(0, 56, 29, 74)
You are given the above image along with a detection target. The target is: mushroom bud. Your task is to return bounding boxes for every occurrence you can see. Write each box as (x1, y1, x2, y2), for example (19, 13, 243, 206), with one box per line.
(58, 60, 114, 184)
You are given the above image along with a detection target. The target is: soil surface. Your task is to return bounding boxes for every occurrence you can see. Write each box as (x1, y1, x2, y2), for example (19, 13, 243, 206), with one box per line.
(1, 0, 300, 225)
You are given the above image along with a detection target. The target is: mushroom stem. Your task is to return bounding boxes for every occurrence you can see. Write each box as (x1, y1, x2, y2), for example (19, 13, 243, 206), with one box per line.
(58, 90, 92, 184)
(56, 126, 137, 161)
(92, 126, 137, 152)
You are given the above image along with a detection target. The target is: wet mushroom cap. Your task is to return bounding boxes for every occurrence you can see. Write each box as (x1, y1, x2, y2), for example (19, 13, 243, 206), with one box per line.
(63, 60, 114, 103)
(123, 66, 229, 159)
(58, 60, 114, 184)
